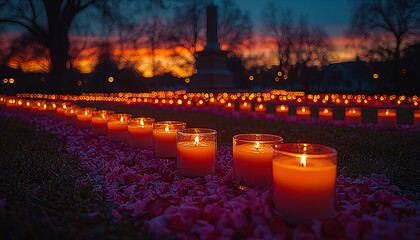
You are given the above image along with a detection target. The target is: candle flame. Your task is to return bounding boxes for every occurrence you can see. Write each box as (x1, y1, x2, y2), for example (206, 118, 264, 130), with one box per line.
(301, 155, 307, 167)
(254, 141, 260, 149)
(120, 117, 124, 122)
(324, 109, 329, 114)
(194, 135, 199, 145)
(26, 102, 30, 106)
(165, 125, 170, 132)
(385, 110, 389, 115)
(227, 103, 232, 107)
(280, 105, 285, 111)
(140, 118, 144, 126)
(258, 104, 263, 109)
(52, 104, 56, 108)
(244, 102, 247, 106)
(43, 104, 47, 109)
(84, 111, 88, 116)
(101, 114, 106, 119)
(352, 110, 356, 114)
(302, 108, 306, 112)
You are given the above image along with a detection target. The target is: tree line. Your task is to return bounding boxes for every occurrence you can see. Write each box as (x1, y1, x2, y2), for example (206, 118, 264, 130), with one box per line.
(0, 0, 419, 93)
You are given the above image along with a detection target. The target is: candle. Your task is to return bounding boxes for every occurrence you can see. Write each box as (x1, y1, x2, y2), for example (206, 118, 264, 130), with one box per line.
(91, 110, 114, 135)
(233, 134, 283, 189)
(272, 143, 337, 223)
(5, 99, 17, 109)
(414, 110, 420, 129)
(296, 106, 311, 121)
(377, 109, 397, 129)
(318, 108, 333, 123)
(345, 107, 362, 126)
(46, 102, 57, 116)
(128, 117, 155, 148)
(63, 106, 78, 124)
(177, 128, 217, 177)
(224, 102, 235, 113)
(276, 105, 289, 119)
(77, 107, 95, 128)
(56, 103, 71, 119)
(107, 114, 131, 142)
(38, 103, 49, 115)
(239, 102, 252, 117)
(255, 104, 267, 117)
(23, 100, 32, 110)
(153, 121, 186, 159)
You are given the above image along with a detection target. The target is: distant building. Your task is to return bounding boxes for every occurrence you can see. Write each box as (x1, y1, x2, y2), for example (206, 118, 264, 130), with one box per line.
(189, 5, 234, 90)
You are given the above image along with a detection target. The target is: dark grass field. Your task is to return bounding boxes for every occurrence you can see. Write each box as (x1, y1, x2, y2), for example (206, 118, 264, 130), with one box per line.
(0, 104, 419, 238)
(0, 116, 148, 239)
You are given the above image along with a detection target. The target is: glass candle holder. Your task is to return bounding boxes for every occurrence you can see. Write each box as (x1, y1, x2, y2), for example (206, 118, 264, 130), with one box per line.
(318, 108, 333, 123)
(177, 128, 217, 177)
(255, 104, 267, 117)
(239, 102, 252, 116)
(23, 100, 32, 110)
(46, 102, 57, 116)
(377, 109, 396, 129)
(296, 106, 311, 121)
(272, 143, 337, 224)
(63, 106, 78, 124)
(128, 117, 155, 148)
(56, 102, 72, 119)
(31, 100, 45, 112)
(77, 107, 95, 128)
(91, 110, 114, 135)
(153, 121, 186, 159)
(107, 114, 131, 142)
(414, 109, 420, 129)
(276, 105, 289, 119)
(5, 98, 17, 109)
(233, 134, 283, 189)
(224, 102, 235, 113)
(345, 107, 362, 126)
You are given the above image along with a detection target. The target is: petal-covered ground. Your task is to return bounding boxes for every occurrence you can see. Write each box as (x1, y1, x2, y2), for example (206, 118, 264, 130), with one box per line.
(1, 109, 419, 239)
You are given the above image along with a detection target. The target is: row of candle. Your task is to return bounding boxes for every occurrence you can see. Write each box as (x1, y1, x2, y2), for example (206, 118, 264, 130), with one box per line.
(15, 91, 420, 108)
(2, 98, 337, 223)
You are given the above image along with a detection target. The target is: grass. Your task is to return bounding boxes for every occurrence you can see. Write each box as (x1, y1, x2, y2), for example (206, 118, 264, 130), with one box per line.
(0, 115, 147, 239)
(78, 102, 420, 194)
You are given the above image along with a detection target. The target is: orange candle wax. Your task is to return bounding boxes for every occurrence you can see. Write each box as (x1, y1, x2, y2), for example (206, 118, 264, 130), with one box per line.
(414, 110, 420, 129)
(272, 144, 337, 223)
(377, 109, 396, 129)
(276, 105, 289, 119)
(255, 104, 266, 117)
(239, 102, 252, 116)
(64, 107, 78, 124)
(345, 108, 362, 126)
(177, 129, 217, 177)
(107, 114, 131, 142)
(233, 134, 283, 188)
(128, 118, 155, 148)
(318, 108, 333, 123)
(91, 110, 114, 136)
(296, 106, 311, 121)
(77, 108, 94, 128)
(153, 121, 186, 159)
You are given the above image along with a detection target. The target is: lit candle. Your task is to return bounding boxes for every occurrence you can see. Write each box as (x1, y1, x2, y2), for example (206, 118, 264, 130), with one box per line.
(296, 106, 311, 121)
(414, 110, 420, 129)
(318, 108, 333, 123)
(177, 128, 217, 177)
(224, 102, 235, 113)
(56, 103, 71, 119)
(377, 109, 397, 129)
(345, 107, 362, 126)
(46, 102, 57, 116)
(128, 117, 155, 148)
(255, 104, 267, 117)
(23, 100, 32, 110)
(91, 110, 114, 136)
(63, 106, 78, 124)
(153, 121, 186, 159)
(107, 114, 131, 142)
(233, 134, 283, 189)
(272, 143, 337, 223)
(276, 105, 289, 119)
(239, 102, 252, 117)
(77, 108, 95, 128)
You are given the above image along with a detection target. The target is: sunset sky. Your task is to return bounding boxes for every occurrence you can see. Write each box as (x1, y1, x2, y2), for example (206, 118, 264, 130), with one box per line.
(2, 0, 361, 78)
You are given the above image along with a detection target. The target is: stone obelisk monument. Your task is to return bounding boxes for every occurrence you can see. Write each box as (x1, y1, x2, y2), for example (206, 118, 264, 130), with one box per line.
(190, 4, 234, 90)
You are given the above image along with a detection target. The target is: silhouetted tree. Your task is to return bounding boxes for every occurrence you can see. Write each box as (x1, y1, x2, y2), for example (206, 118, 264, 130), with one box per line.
(346, 0, 420, 86)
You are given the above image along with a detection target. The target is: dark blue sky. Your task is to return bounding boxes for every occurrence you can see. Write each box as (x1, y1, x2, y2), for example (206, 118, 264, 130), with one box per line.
(233, 0, 352, 37)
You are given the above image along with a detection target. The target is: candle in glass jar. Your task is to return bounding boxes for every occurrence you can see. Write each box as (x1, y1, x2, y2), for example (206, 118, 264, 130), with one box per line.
(153, 121, 186, 159)
(377, 109, 396, 129)
(318, 108, 333, 123)
(77, 108, 95, 128)
(91, 110, 114, 135)
(177, 128, 217, 177)
(64, 106, 78, 124)
(276, 105, 289, 119)
(255, 104, 266, 117)
(56, 103, 71, 119)
(233, 134, 283, 189)
(225, 102, 235, 113)
(296, 106, 311, 121)
(107, 114, 131, 142)
(239, 102, 252, 116)
(345, 107, 362, 126)
(414, 110, 420, 129)
(128, 117, 155, 148)
(272, 143, 337, 223)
